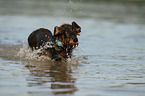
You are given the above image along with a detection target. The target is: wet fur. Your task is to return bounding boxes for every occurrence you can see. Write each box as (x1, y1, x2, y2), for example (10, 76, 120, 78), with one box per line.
(28, 21, 81, 61)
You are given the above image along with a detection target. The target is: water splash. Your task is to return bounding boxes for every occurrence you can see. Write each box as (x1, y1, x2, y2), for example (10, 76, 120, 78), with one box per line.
(17, 40, 51, 61)
(55, 0, 74, 19)
(17, 40, 84, 64)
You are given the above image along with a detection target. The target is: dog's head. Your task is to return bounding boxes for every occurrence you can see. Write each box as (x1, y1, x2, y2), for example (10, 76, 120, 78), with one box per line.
(53, 21, 81, 58)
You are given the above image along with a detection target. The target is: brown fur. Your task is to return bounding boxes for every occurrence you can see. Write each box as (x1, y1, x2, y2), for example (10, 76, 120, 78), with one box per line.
(28, 21, 81, 61)
(53, 21, 81, 58)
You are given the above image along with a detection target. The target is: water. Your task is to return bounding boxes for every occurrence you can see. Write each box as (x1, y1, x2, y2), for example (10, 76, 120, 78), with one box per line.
(0, 0, 145, 96)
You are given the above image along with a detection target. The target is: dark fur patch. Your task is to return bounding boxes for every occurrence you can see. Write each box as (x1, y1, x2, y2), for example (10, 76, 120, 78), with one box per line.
(28, 28, 52, 50)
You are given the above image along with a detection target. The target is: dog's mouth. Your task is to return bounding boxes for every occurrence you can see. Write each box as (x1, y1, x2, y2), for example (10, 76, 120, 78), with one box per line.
(69, 43, 78, 49)
(57, 41, 78, 58)
(64, 41, 79, 51)
(66, 43, 78, 53)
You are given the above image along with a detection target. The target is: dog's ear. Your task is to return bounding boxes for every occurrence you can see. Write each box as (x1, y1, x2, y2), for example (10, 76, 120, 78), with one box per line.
(54, 26, 59, 35)
(54, 26, 61, 37)
(72, 21, 81, 35)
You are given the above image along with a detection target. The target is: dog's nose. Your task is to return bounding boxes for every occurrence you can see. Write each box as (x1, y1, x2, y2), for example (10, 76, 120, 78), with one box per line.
(73, 38, 78, 43)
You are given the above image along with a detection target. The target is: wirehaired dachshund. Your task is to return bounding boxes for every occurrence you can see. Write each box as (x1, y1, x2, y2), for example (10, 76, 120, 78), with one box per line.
(28, 21, 81, 61)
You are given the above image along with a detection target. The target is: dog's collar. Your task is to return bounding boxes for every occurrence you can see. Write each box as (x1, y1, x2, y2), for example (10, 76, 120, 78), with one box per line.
(51, 37, 63, 47)
(56, 40, 62, 46)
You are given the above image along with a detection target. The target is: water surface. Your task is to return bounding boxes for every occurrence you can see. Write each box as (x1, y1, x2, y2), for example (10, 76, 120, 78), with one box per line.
(0, 0, 145, 96)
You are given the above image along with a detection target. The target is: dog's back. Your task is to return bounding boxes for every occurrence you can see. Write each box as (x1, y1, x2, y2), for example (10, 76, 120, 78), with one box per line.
(28, 28, 52, 50)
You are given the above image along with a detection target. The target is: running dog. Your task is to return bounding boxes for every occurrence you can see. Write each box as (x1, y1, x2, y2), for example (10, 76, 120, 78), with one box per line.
(28, 21, 81, 61)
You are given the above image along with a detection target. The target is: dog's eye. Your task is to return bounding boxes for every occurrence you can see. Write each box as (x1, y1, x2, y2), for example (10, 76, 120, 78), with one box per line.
(73, 38, 78, 43)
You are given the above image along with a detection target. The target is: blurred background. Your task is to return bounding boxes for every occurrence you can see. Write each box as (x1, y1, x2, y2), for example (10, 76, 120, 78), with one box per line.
(0, 0, 145, 96)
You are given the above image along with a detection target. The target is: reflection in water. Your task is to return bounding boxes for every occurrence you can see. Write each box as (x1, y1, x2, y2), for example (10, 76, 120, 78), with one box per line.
(23, 60, 78, 95)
